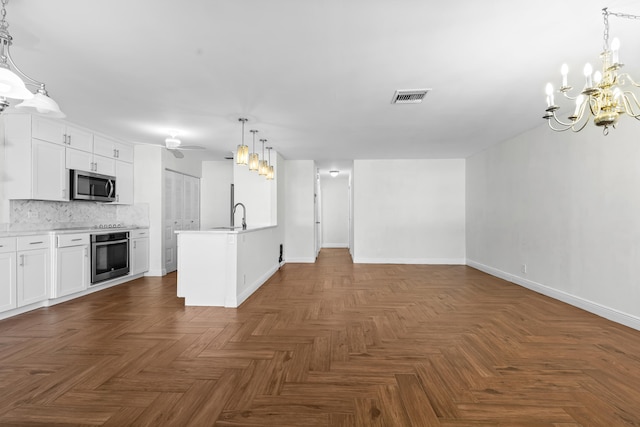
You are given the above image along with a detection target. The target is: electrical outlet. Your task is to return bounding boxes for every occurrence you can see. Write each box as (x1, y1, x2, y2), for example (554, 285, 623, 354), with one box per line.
(27, 210, 38, 219)
(521, 264, 527, 274)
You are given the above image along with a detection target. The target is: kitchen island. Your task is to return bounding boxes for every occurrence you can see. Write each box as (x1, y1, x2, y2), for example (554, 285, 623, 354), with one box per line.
(176, 226, 280, 307)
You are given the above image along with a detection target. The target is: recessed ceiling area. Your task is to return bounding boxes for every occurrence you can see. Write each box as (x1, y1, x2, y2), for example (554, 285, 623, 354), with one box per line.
(5, 0, 640, 162)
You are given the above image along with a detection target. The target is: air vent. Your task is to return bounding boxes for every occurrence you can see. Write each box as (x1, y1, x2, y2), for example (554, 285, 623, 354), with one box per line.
(391, 89, 430, 104)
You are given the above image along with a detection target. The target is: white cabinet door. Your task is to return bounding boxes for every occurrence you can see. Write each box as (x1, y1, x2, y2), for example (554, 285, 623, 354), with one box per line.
(65, 126, 93, 153)
(183, 175, 200, 230)
(32, 139, 68, 201)
(31, 116, 66, 146)
(131, 238, 149, 275)
(17, 248, 49, 307)
(66, 147, 94, 172)
(163, 170, 184, 273)
(115, 161, 134, 204)
(93, 154, 115, 176)
(55, 245, 89, 298)
(115, 142, 134, 163)
(0, 251, 17, 313)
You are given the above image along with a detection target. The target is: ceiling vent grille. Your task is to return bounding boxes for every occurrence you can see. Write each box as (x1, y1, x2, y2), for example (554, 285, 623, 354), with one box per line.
(391, 89, 430, 104)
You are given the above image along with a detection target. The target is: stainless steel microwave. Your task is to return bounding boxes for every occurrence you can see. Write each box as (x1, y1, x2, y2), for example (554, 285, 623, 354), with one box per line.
(71, 170, 116, 202)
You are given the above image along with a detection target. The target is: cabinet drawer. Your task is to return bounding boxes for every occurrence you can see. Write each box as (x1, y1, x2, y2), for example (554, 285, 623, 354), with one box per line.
(57, 233, 89, 248)
(17, 235, 50, 251)
(130, 229, 149, 238)
(0, 237, 17, 253)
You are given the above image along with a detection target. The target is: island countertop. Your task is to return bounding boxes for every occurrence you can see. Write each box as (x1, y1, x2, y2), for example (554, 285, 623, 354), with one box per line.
(175, 225, 277, 234)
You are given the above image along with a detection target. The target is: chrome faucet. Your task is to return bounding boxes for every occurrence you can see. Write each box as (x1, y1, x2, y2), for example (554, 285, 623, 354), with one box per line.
(233, 202, 247, 230)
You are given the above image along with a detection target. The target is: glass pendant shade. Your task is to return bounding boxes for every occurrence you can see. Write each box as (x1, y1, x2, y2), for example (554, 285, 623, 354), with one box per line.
(0, 66, 34, 100)
(267, 165, 274, 180)
(258, 160, 268, 176)
(236, 144, 249, 165)
(16, 92, 65, 118)
(248, 153, 259, 171)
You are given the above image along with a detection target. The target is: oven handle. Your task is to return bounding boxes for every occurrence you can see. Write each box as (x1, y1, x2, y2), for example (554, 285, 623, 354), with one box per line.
(93, 238, 129, 245)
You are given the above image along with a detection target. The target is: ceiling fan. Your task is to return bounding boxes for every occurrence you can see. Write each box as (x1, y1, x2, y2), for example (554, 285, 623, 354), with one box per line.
(138, 132, 206, 158)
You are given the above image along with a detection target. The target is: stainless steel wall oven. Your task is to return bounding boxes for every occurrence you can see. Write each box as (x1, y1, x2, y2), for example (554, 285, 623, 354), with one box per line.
(91, 231, 129, 284)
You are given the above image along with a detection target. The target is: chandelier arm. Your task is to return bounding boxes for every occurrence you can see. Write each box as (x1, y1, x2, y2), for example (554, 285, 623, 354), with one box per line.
(551, 113, 579, 128)
(620, 92, 640, 118)
(560, 92, 581, 101)
(618, 73, 640, 88)
(3, 42, 46, 89)
(570, 117, 590, 132)
(547, 120, 572, 132)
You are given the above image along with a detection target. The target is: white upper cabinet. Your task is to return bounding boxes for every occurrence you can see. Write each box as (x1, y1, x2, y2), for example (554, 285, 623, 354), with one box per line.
(3, 115, 68, 201)
(94, 135, 134, 163)
(2, 113, 135, 204)
(31, 116, 93, 153)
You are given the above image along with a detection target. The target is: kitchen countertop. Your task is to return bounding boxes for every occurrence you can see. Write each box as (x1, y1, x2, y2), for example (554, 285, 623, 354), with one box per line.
(175, 225, 277, 235)
(0, 226, 149, 238)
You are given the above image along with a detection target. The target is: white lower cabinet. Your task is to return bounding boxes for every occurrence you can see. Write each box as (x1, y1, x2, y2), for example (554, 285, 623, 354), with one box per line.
(130, 229, 150, 275)
(16, 235, 49, 307)
(53, 233, 90, 298)
(0, 237, 17, 313)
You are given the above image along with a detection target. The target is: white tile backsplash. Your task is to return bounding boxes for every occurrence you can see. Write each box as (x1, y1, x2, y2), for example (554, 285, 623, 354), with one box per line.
(7, 200, 149, 231)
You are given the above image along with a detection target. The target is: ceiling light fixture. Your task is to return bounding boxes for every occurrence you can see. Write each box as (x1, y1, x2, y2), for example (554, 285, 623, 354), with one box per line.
(543, 8, 640, 135)
(0, 0, 64, 117)
(248, 129, 259, 171)
(236, 118, 249, 165)
(329, 170, 339, 177)
(258, 139, 268, 176)
(165, 132, 181, 149)
(266, 147, 274, 180)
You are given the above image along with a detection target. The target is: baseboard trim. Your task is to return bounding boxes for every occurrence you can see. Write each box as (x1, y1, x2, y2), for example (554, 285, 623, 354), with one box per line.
(322, 243, 349, 248)
(285, 257, 316, 263)
(467, 259, 640, 332)
(353, 257, 466, 265)
(235, 264, 280, 308)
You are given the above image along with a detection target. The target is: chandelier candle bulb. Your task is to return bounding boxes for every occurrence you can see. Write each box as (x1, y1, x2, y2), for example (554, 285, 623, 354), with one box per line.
(593, 71, 603, 85)
(545, 83, 555, 107)
(611, 38, 620, 64)
(584, 63, 593, 88)
(561, 64, 569, 88)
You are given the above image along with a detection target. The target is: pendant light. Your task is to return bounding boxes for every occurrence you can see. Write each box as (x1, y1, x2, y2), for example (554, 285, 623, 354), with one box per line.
(248, 129, 259, 171)
(0, 0, 65, 117)
(258, 139, 268, 176)
(236, 118, 249, 165)
(266, 147, 275, 180)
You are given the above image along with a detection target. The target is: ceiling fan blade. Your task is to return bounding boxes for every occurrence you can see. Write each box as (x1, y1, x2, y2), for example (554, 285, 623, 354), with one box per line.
(169, 149, 184, 159)
(177, 145, 206, 150)
(134, 141, 166, 147)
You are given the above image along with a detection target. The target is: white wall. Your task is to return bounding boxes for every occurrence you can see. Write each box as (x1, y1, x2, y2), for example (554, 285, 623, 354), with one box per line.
(353, 159, 466, 264)
(284, 160, 316, 262)
(321, 175, 350, 248)
(200, 161, 233, 229)
(234, 153, 277, 227)
(466, 122, 640, 330)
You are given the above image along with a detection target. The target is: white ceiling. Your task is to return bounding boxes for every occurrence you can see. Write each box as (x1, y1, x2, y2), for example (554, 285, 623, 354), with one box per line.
(6, 0, 640, 176)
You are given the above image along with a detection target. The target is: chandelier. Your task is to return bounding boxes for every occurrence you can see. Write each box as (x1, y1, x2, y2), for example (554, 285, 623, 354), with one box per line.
(234, 118, 277, 180)
(543, 8, 640, 134)
(0, 0, 65, 117)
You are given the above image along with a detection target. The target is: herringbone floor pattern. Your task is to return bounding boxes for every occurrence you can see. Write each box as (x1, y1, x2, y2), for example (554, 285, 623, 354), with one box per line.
(1, 248, 639, 426)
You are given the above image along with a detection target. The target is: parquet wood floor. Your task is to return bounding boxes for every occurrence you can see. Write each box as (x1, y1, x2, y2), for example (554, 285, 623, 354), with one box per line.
(1, 248, 640, 426)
